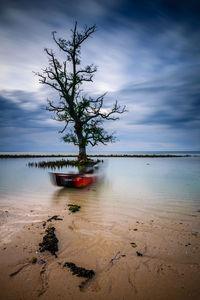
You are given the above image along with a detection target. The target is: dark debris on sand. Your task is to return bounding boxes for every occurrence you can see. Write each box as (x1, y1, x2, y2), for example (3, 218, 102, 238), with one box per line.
(130, 242, 137, 248)
(39, 227, 58, 257)
(42, 215, 63, 228)
(136, 251, 143, 257)
(63, 262, 95, 290)
(47, 215, 63, 222)
(42, 222, 46, 228)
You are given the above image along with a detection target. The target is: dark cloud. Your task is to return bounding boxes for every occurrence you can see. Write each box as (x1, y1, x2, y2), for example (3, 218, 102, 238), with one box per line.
(135, 110, 200, 129)
(0, 91, 69, 151)
(1, 0, 200, 28)
(0, 91, 61, 130)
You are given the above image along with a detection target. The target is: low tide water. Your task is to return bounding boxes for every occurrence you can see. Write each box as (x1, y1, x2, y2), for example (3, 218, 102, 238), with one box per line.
(0, 154, 200, 243)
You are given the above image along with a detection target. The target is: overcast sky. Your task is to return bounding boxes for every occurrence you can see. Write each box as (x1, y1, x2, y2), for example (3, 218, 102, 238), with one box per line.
(0, 0, 200, 152)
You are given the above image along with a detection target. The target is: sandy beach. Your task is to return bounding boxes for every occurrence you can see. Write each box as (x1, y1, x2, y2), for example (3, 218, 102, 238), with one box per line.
(0, 156, 200, 299)
(0, 202, 200, 300)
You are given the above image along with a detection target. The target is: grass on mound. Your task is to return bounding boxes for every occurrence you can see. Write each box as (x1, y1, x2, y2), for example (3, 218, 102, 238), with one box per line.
(27, 159, 101, 169)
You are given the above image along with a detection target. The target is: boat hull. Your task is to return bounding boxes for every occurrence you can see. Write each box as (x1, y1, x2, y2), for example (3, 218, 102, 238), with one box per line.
(52, 173, 97, 188)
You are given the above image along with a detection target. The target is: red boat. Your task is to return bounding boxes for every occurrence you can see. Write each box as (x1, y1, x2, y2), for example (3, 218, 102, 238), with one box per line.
(51, 165, 99, 188)
(52, 173, 97, 188)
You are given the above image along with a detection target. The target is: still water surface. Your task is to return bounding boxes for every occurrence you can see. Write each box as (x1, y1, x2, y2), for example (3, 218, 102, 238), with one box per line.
(0, 156, 200, 242)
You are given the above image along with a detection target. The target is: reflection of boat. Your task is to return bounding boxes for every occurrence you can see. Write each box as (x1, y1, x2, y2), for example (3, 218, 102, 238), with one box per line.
(50, 165, 99, 188)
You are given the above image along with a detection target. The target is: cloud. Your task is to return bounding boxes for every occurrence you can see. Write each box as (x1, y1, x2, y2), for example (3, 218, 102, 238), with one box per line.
(0, 91, 61, 129)
(0, 0, 200, 151)
(0, 91, 71, 151)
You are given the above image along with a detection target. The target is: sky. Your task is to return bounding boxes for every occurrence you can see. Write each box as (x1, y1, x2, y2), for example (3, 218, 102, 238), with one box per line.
(0, 0, 200, 152)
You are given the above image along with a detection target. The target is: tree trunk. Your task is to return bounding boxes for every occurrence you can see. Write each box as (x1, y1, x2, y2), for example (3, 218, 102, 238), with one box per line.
(76, 125, 87, 162)
(78, 144, 87, 162)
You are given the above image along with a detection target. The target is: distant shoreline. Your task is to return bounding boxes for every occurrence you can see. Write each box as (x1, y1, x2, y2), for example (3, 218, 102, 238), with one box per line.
(0, 154, 193, 158)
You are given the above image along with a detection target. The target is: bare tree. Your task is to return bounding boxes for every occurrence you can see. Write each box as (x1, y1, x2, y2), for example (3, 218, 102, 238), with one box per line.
(35, 22, 126, 161)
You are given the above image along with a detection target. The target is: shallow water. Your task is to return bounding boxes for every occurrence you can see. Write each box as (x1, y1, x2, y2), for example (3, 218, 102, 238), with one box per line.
(0, 156, 200, 243)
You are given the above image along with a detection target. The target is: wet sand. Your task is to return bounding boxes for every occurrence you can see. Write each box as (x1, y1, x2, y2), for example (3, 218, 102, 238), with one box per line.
(0, 202, 200, 300)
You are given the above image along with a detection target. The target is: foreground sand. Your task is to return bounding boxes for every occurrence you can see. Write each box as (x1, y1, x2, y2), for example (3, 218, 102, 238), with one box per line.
(0, 202, 200, 300)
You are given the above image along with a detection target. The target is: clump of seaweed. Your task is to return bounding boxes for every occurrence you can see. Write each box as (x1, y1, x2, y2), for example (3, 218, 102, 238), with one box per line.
(63, 262, 95, 290)
(39, 227, 58, 257)
(68, 204, 81, 213)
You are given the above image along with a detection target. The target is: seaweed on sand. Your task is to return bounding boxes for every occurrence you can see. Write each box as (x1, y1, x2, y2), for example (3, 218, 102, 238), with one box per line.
(63, 262, 95, 290)
(68, 204, 81, 213)
(39, 227, 58, 257)
(31, 257, 37, 264)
